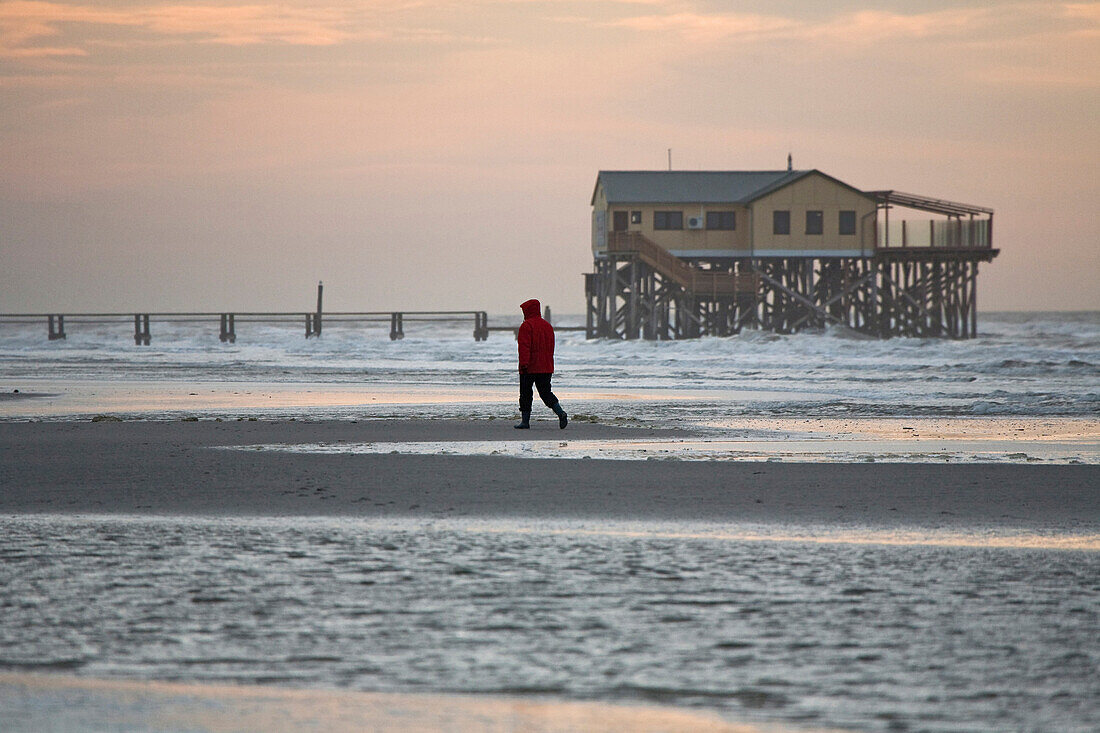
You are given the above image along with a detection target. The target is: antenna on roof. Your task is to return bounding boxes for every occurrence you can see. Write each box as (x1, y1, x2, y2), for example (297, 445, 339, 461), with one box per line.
(668, 148, 672, 171)
(787, 152, 793, 172)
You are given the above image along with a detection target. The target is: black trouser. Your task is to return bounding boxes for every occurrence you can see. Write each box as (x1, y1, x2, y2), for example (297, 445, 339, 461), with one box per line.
(519, 373, 558, 412)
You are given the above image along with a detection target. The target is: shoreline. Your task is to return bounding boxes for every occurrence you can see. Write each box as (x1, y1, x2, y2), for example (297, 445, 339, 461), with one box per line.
(2, 419, 1097, 532)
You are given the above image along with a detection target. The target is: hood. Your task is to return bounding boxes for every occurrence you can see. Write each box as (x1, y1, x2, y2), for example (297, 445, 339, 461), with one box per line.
(520, 299, 541, 320)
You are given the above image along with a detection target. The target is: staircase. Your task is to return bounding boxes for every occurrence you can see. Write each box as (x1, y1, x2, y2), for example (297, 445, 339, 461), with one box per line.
(605, 232, 758, 297)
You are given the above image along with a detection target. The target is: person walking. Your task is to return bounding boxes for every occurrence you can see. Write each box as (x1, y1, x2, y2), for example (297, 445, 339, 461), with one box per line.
(515, 299, 567, 430)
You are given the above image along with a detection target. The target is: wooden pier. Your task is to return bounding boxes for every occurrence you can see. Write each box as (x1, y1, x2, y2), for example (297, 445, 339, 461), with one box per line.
(1, 284, 588, 345)
(1, 310, 492, 344)
(0, 279, 503, 344)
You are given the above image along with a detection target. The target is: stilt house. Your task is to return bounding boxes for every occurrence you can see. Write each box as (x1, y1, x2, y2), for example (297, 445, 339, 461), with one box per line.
(585, 166, 997, 339)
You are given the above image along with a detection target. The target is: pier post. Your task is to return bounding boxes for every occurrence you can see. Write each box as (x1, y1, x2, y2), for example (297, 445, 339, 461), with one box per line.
(134, 314, 151, 345)
(219, 314, 236, 343)
(389, 312, 404, 340)
(48, 315, 66, 340)
(304, 281, 324, 338)
(473, 311, 490, 341)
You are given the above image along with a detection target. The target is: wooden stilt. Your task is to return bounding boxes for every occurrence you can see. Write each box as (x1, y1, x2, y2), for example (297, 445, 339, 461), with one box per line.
(584, 233, 996, 340)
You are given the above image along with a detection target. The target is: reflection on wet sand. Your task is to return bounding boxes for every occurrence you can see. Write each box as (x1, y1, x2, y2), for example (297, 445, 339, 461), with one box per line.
(240, 427, 1100, 465)
(3, 515, 1096, 731)
(0, 673, 811, 733)
(461, 519, 1100, 552)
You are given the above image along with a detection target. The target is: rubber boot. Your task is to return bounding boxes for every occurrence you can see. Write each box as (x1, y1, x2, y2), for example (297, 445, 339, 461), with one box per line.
(552, 403, 568, 430)
(514, 410, 531, 429)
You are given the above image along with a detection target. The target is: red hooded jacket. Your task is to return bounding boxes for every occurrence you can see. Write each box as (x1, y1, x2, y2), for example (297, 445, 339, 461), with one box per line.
(518, 299, 555, 374)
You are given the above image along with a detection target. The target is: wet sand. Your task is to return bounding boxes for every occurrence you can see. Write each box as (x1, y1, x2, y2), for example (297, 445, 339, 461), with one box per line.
(1, 419, 1097, 531)
(2, 418, 1097, 732)
(0, 391, 56, 401)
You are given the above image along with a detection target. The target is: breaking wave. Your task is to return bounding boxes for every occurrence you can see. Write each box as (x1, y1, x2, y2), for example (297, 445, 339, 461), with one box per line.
(1, 311, 1097, 418)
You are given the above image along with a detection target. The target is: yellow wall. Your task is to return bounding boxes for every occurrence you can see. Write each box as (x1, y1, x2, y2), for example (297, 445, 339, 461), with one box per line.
(592, 192, 751, 255)
(750, 173, 875, 254)
(614, 204, 751, 252)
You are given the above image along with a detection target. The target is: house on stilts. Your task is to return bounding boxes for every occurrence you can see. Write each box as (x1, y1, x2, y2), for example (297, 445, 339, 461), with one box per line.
(584, 165, 997, 339)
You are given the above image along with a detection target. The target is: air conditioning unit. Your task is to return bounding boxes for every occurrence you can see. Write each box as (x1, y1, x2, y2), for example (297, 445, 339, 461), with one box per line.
(687, 216, 704, 230)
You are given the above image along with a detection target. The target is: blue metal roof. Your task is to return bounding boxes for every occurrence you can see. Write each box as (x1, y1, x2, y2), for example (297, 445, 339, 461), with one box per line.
(594, 170, 812, 205)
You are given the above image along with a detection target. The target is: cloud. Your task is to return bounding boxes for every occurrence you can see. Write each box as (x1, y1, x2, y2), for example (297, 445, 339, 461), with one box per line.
(140, 5, 361, 46)
(0, 1, 369, 58)
(611, 6, 988, 45)
(6, 1, 1098, 60)
(608, 2, 1100, 47)
(1062, 1, 1100, 36)
(809, 8, 990, 42)
(613, 11, 797, 43)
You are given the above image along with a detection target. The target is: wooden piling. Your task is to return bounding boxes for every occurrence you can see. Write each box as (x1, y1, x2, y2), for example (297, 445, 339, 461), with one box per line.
(585, 236, 997, 340)
(389, 312, 404, 340)
(219, 314, 236, 343)
(133, 314, 151, 345)
(302, 282, 325, 338)
(473, 311, 489, 341)
(48, 314, 66, 340)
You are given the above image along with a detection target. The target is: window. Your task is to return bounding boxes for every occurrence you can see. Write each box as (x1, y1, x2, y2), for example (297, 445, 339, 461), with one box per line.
(654, 211, 683, 230)
(630, 211, 642, 224)
(773, 210, 790, 235)
(806, 210, 823, 235)
(706, 211, 736, 230)
(839, 210, 856, 235)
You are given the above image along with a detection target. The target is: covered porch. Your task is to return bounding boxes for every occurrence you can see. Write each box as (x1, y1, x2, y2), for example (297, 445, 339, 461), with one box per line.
(870, 190, 994, 250)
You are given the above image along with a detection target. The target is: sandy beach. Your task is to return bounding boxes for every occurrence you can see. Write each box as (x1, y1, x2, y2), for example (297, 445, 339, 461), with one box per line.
(3, 417, 1098, 732)
(2, 418, 1097, 531)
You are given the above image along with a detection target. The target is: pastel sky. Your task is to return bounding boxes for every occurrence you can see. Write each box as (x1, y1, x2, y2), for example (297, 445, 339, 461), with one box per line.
(2, 0, 1097, 314)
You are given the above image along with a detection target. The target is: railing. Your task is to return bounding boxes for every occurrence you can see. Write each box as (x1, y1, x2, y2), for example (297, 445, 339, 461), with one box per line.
(877, 218, 992, 249)
(604, 232, 758, 296)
